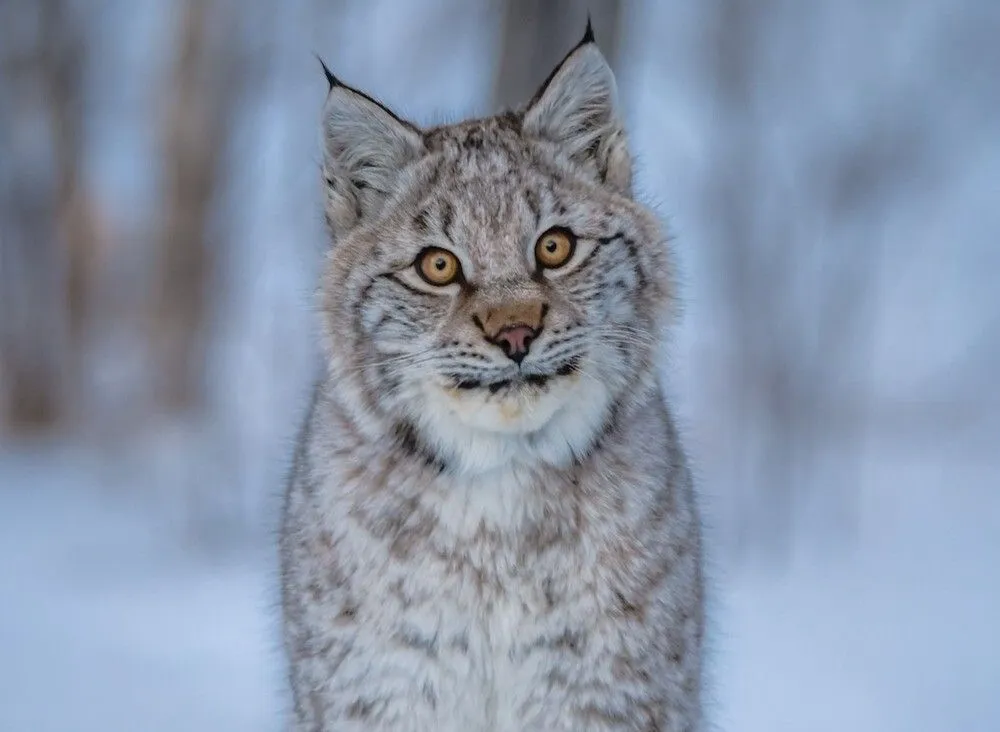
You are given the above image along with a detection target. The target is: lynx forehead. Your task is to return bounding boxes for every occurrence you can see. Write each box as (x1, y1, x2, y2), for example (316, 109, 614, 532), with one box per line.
(282, 22, 704, 732)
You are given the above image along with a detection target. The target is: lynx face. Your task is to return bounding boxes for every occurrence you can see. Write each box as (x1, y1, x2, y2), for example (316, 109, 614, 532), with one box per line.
(319, 39, 674, 475)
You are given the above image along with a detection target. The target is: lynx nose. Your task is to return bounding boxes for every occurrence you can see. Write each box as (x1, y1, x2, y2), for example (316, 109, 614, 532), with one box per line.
(472, 299, 547, 364)
(489, 325, 538, 364)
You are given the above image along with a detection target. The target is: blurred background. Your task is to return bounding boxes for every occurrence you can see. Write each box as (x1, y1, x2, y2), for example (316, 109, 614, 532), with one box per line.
(1, 0, 997, 730)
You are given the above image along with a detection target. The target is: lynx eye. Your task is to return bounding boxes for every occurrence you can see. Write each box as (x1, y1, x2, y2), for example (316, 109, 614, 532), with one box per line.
(416, 247, 461, 286)
(535, 228, 575, 269)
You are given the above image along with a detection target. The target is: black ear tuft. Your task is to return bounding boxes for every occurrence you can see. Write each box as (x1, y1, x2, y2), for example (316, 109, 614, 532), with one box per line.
(523, 32, 632, 194)
(320, 71, 425, 238)
(316, 54, 337, 92)
(582, 15, 595, 44)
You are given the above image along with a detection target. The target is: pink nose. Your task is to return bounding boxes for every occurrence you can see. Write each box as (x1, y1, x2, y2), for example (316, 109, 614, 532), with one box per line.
(490, 324, 538, 364)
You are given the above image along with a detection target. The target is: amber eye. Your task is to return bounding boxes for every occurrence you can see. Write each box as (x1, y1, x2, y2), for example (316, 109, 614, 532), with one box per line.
(535, 228, 575, 269)
(417, 247, 461, 286)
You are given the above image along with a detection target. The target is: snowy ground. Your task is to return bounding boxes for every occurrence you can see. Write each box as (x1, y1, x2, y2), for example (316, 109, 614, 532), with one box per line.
(710, 468, 1000, 732)
(1, 444, 998, 732)
(0, 445, 286, 732)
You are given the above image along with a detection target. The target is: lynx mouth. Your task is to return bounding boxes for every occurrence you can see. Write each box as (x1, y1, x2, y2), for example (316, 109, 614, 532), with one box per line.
(449, 356, 581, 394)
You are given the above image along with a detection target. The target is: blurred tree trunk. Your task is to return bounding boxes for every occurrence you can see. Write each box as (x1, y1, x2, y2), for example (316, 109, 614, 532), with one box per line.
(492, 0, 623, 111)
(149, 0, 243, 413)
(0, 0, 94, 434)
(43, 0, 107, 424)
(701, 0, 793, 559)
(700, 0, 930, 561)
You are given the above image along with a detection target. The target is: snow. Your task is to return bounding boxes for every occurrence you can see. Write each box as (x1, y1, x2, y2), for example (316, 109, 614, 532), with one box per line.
(0, 446, 287, 732)
(2, 444, 997, 732)
(712, 502, 1000, 732)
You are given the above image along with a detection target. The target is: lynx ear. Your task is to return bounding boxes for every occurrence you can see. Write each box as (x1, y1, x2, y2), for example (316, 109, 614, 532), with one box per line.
(320, 61, 425, 238)
(522, 27, 632, 195)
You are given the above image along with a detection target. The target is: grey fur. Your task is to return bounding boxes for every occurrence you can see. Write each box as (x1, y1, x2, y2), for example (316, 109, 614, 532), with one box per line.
(282, 34, 704, 732)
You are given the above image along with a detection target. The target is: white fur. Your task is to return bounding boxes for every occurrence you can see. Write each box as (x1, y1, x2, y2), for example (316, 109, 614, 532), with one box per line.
(410, 362, 609, 476)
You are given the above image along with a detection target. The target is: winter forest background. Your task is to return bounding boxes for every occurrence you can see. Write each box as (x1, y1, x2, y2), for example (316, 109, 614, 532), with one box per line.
(1, 0, 998, 730)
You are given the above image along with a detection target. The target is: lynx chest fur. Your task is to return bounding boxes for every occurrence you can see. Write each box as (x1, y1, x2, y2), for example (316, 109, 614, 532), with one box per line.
(280, 25, 704, 732)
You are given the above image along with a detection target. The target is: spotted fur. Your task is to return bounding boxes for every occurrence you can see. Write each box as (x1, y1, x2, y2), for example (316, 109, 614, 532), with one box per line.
(281, 28, 704, 732)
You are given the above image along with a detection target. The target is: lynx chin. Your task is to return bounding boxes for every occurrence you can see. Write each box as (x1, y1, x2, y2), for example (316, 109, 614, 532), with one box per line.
(280, 23, 705, 732)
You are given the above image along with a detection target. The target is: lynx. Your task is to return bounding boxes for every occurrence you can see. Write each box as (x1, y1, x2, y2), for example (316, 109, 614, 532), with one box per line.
(280, 23, 704, 732)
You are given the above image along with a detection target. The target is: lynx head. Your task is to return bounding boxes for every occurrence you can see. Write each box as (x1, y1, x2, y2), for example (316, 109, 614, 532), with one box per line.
(318, 25, 675, 475)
